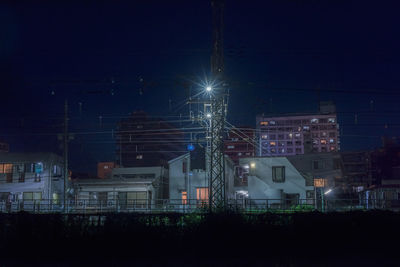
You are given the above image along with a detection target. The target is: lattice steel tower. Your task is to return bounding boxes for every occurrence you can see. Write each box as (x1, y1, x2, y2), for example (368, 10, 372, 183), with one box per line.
(209, 0, 227, 210)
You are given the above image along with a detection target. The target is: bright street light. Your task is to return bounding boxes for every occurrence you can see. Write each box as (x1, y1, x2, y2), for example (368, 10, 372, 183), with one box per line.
(250, 162, 256, 168)
(206, 113, 212, 118)
(206, 86, 212, 92)
(324, 189, 332, 195)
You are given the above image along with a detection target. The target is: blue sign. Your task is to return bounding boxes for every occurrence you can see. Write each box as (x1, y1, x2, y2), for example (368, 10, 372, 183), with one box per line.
(187, 144, 195, 151)
(35, 163, 43, 174)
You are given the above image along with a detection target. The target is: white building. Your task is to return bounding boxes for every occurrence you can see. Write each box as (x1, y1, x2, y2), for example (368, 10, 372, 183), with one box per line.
(168, 153, 235, 211)
(73, 166, 168, 212)
(239, 157, 314, 208)
(0, 153, 65, 212)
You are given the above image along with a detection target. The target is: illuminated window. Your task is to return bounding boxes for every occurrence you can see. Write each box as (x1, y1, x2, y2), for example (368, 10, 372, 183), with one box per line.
(0, 163, 13, 174)
(270, 141, 276, 146)
(260, 121, 269, 126)
(329, 139, 335, 144)
(311, 118, 319, 124)
(227, 145, 235, 149)
(136, 155, 143, 159)
(269, 121, 276, 125)
(261, 134, 268, 139)
(196, 187, 209, 203)
(272, 166, 285, 183)
(320, 139, 327, 144)
(328, 118, 335, 123)
(23, 192, 42, 201)
(295, 133, 301, 138)
(182, 191, 187, 205)
(238, 152, 242, 156)
(288, 133, 293, 138)
(303, 126, 310, 131)
(330, 146, 336, 151)
(321, 132, 327, 137)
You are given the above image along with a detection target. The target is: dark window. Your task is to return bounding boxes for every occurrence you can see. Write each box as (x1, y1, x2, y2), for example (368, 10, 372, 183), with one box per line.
(313, 161, 325, 170)
(18, 173, 25, 183)
(183, 161, 187, 173)
(333, 159, 341, 169)
(6, 173, 12, 183)
(24, 163, 35, 173)
(272, 166, 285, 183)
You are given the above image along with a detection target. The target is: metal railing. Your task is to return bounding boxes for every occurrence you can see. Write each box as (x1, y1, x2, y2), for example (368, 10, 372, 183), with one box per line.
(0, 198, 399, 213)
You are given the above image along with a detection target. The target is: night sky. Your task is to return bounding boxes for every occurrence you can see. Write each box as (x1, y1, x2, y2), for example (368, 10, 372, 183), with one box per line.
(1, 0, 399, 173)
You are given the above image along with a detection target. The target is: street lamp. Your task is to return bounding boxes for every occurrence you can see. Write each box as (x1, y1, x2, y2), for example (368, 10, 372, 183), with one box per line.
(206, 113, 212, 118)
(206, 86, 212, 92)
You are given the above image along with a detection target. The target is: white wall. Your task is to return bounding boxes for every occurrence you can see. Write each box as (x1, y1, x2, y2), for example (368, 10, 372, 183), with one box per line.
(168, 153, 235, 205)
(240, 157, 314, 200)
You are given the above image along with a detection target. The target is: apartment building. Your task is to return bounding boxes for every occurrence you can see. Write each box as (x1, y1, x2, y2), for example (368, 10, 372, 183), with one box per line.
(0, 153, 65, 212)
(256, 103, 339, 156)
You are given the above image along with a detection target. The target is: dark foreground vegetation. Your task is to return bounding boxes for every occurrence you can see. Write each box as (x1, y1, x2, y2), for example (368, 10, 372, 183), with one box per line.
(1, 210, 399, 266)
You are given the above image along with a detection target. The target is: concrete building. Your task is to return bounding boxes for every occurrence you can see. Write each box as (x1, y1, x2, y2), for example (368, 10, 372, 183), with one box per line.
(256, 102, 339, 156)
(239, 157, 314, 208)
(224, 127, 256, 164)
(0, 153, 65, 212)
(115, 111, 185, 168)
(73, 166, 168, 212)
(286, 152, 343, 194)
(168, 153, 235, 211)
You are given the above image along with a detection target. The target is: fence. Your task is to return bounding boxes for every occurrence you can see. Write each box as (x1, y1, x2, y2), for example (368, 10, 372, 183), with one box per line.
(1, 198, 400, 213)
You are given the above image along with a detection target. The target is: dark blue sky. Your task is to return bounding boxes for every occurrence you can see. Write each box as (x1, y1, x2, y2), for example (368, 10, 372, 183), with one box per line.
(1, 0, 400, 173)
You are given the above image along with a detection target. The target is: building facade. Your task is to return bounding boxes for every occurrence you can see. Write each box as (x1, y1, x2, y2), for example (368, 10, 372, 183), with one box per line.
(239, 157, 314, 208)
(73, 166, 168, 212)
(0, 153, 65, 212)
(224, 127, 256, 164)
(115, 111, 185, 168)
(256, 104, 339, 156)
(168, 153, 235, 211)
(97, 162, 116, 179)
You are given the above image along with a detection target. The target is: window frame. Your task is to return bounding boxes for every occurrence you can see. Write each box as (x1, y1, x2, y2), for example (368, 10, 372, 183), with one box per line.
(272, 166, 285, 183)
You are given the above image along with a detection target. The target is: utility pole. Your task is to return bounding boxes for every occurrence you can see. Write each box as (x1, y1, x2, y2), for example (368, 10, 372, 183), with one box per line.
(209, 0, 227, 211)
(63, 99, 69, 213)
